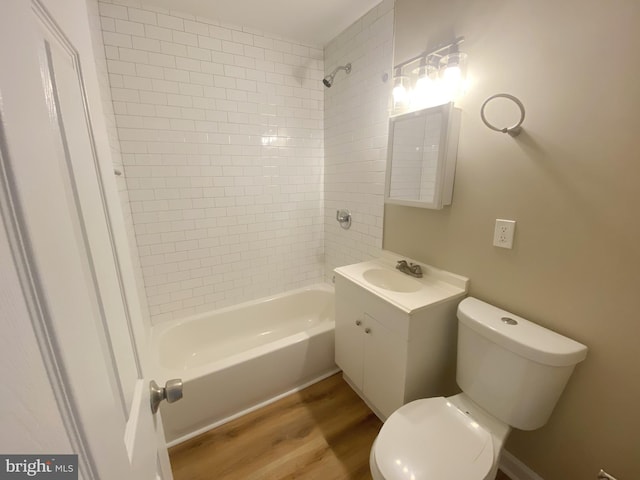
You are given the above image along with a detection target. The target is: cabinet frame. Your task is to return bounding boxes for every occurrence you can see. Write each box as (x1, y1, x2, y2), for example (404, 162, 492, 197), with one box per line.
(334, 273, 463, 420)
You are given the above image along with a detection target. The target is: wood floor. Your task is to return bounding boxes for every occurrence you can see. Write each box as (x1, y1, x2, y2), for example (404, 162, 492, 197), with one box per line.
(169, 373, 512, 480)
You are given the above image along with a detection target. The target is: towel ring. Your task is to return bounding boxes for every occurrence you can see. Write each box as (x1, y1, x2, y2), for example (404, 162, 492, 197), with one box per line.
(480, 93, 525, 137)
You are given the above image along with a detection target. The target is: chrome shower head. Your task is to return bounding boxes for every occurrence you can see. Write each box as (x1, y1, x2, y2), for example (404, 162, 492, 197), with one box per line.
(322, 63, 351, 88)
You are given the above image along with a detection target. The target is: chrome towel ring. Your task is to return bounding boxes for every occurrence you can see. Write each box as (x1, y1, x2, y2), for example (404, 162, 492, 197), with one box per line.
(480, 93, 525, 137)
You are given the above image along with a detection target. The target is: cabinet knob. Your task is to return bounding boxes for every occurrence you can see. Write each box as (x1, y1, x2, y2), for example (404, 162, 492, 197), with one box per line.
(365, 327, 371, 334)
(355, 320, 362, 326)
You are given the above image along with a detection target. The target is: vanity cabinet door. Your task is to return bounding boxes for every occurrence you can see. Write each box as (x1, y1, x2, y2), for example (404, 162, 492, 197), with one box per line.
(362, 313, 406, 419)
(335, 274, 412, 419)
(335, 279, 365, 390)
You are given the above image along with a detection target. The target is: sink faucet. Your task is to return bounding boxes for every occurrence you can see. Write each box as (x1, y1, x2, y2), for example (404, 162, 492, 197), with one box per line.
(396, 260, 423, 278)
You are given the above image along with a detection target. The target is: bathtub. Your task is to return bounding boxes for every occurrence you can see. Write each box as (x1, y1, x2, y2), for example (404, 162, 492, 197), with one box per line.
(152, 283, 338, 445)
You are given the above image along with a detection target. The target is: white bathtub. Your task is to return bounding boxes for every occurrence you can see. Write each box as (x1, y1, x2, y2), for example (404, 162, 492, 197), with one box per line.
(152, 283, 338, 445)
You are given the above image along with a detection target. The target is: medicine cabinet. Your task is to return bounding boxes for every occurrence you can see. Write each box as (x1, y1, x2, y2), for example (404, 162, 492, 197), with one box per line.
(385, 103, 461, 209)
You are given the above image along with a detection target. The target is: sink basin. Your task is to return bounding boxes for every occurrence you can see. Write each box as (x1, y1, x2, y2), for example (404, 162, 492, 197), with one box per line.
(362, 268, 422, 293)
(334, 253, 469, 314)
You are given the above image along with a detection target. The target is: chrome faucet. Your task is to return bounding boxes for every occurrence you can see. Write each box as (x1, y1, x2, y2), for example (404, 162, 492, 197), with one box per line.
(396, 260, 423, 278)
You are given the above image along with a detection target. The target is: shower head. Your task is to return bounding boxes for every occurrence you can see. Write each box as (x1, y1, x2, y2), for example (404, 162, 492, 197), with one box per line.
(322, 63, 351, 88)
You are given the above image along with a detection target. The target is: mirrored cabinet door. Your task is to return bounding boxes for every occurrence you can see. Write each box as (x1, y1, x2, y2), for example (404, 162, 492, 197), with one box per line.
(385, 103, 460, 209)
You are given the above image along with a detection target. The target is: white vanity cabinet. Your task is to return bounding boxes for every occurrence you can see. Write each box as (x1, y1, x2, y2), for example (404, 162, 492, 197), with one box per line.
(334, 255, 468, 420)
(335, 283, 405, 418)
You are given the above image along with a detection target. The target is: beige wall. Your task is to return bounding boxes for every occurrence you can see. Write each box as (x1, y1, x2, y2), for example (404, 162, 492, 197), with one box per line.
(387, 1, 640, 479)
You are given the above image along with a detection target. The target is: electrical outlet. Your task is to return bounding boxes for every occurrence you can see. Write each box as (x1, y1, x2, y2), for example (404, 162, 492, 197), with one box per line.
(493, 219, 516, 249)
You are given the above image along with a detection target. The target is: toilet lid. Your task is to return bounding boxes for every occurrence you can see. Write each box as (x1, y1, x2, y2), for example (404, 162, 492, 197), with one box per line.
(374, 397, 494, 480)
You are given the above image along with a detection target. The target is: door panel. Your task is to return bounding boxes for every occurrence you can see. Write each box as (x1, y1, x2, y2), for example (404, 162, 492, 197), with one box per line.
(362, 314, 405, 419)
(36, 8, 139, 416)
(334, 277, 365, 388)
(0, 0, 172, 478)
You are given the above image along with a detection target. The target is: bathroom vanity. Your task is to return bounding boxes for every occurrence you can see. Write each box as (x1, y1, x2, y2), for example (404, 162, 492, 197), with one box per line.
(334, 252, 468, 420)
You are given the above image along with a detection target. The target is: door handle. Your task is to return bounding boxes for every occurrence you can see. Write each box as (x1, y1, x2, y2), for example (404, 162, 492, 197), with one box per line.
(150, 379, 183, 414)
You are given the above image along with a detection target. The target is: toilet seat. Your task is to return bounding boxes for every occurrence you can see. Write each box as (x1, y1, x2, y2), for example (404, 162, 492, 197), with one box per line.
(373, 397, 494, 480)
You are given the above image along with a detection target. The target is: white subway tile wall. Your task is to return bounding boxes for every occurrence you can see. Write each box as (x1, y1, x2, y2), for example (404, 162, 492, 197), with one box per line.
(323, 1, 394, 280)
(99, 1, 325, 323)
(88, 0, 152, 325)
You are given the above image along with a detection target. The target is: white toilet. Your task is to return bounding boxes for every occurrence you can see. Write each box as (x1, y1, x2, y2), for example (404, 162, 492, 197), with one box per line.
(370, 297, 587, 480)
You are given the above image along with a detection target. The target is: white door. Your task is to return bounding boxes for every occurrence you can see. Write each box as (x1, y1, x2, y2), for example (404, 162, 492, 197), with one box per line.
(0, 1, 173, 478)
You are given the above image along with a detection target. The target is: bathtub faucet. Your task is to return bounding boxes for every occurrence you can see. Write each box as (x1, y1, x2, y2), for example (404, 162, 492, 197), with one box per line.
(396, 260, 423, 278)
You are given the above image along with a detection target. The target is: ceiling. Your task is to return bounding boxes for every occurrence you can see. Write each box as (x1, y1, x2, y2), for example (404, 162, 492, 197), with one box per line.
(141, 0, 382, 46)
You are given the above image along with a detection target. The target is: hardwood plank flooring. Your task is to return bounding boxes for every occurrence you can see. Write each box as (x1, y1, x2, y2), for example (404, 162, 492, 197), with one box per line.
(169, 373, 512, 480)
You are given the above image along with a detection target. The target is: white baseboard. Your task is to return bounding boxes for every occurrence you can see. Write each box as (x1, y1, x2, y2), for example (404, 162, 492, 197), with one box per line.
(499, 450, 544, 480)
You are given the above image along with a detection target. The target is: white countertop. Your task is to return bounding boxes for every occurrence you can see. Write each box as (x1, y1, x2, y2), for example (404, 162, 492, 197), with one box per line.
(334, 251, 469, 314)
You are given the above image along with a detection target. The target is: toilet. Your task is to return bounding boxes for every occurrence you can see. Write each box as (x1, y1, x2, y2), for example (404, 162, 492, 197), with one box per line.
(370, 297, 587, 480)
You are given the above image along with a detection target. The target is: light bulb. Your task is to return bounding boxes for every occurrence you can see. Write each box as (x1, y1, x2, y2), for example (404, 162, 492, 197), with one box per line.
(393, 83, 407, 102)
(412, 59, 447, 108)
(440, 51, 467, 101)
(413, 59, 431, 94)
(411, 75, 431, 107)
(415, 74, 432, 92)
(443, 65, 462, 83)
(392, 73, 409, 107)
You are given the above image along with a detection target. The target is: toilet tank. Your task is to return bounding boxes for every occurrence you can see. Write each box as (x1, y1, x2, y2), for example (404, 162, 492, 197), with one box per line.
(456, 298, 587, 431)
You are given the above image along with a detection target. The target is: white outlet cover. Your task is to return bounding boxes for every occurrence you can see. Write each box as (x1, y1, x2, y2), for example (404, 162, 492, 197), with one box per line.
(493, 219, 516, 249)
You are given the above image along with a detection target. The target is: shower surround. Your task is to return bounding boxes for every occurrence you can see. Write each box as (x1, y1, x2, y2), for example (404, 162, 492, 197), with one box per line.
(99, 0, 393, 324)
(323, 1, 394, 280)
(99, 1, 325, 322)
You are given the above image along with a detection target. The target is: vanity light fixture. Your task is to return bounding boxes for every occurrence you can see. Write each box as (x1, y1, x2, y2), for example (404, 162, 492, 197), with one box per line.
(392, 37, 467, 112)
